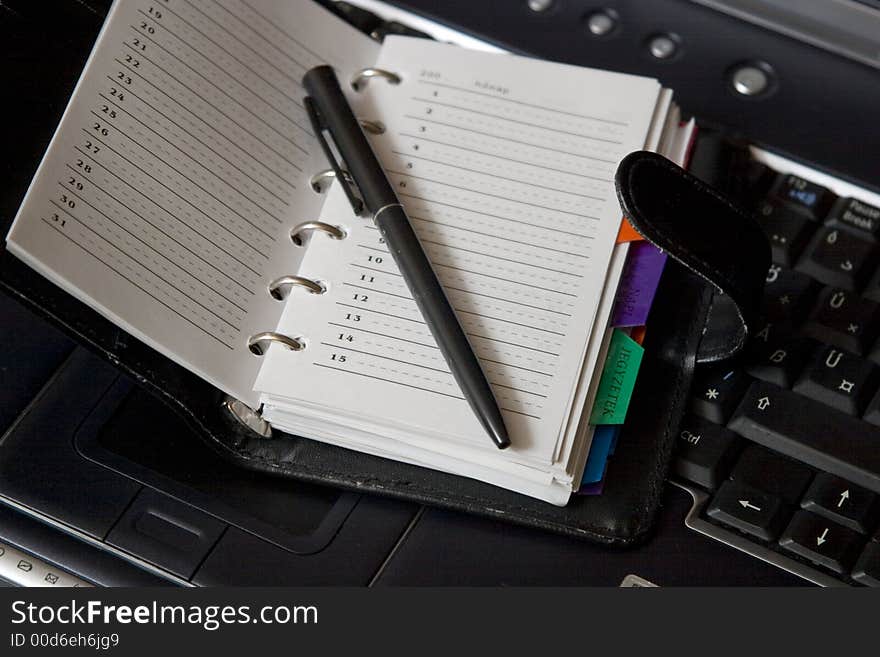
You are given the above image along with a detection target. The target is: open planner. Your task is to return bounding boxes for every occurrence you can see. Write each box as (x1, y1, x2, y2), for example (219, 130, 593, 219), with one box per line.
(5, 0, 694, 504)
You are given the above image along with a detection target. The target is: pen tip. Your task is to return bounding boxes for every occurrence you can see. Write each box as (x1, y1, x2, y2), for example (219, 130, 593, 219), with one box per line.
(478, 407, 511, 450)
(492, 426, 512, 450)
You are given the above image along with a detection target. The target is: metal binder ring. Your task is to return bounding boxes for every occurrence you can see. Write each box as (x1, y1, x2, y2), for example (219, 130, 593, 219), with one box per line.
(268, 275, 326, 300)
(247, 332, 306, 356)
(358, 118, 386, 134)
(222, 397, 272, 438)
(351, 68, 401, 91)
(310, 168, 355, 194)
(290, 221, 346, 246)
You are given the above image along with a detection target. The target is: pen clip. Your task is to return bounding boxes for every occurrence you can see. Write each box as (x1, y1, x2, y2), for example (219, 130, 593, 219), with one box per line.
(304, 95, 365, 216)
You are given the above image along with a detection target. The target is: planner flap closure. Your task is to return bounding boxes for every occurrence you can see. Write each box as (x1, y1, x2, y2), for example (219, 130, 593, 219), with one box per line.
(615, 150, 771, 363)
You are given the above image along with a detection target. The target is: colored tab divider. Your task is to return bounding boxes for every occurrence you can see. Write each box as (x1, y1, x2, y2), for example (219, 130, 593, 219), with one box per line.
(630, 325, 647, 345)
(576, 236, 659, 495)
(588, 330, 644, 426)
(616, 217, 642, 243)
(576, 426, 621, 495)
(577, 480, 606, 496)
(582, 426, 619, 483)
(611, 241, 667, 328)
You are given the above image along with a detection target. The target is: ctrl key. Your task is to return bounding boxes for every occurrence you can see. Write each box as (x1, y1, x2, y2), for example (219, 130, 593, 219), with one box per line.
(674, 415, 741, 489)
(707, 480, 790, 541)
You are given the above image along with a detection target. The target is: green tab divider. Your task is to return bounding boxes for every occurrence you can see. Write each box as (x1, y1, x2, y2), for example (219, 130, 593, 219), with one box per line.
(588, 330, 644, 425)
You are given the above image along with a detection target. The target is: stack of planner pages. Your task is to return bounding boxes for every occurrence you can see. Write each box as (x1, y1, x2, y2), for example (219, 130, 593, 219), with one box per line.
(5, 0, 694, 505)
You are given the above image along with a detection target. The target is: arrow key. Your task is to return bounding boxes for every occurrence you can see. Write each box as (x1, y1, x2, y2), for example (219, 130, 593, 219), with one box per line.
(707, 480, 791, 541)
(852, 542, 880, 586)
(801, 473, 880, 534)
(779, 510, 864, 574)
(729, 444, 814, 505)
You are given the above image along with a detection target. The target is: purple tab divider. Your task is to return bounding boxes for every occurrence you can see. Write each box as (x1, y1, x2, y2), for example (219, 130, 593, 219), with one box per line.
(611, 241, 667, 328)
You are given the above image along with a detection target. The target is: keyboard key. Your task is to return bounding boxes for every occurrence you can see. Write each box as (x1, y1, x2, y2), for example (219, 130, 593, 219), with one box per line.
(852, 541, 880, 586)
(745, 161, 775, 204)
(729, 381, 880, 494)
(746, 336, 814, 388)
(762, 268, 819, 330)
(826, 197, 880, 240)
(674, 415, 741, 490)
(804, 287, 880, 355)
(860, 266, 880, 307)
(796, 227, 878, 291)
(801, 473, 880, 534)
(707, 480, 790, 541)
(870, 341, 880, 370)
(751, 321, 792, 350)
(793, 346, 880, 416)
(690, 368, 751, 424)
(755, 202, 816, 266)
(864, 389, 880, 427)
(768, 173, 835, 220)
(778, 510, 863, 574)
(729, 444, 813, 505)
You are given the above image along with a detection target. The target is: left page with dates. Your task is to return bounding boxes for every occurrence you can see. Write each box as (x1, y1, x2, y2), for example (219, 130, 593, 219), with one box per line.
(6, 0, 380, 405)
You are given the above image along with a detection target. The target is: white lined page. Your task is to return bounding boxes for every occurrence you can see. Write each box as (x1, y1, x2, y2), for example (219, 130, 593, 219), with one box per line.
(7, 0, 379, 405)
(256, 37, 660, 471)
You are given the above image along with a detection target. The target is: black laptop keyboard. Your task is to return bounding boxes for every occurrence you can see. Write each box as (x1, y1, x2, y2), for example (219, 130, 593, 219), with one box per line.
(673, 162, 880, 586)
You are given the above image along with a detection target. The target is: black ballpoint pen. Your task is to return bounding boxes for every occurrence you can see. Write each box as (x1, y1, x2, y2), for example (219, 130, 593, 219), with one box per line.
(303, 65, 511, 449)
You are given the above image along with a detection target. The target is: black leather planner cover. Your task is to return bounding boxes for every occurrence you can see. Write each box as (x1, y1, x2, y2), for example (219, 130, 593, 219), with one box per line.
(0, 0, 769, 545)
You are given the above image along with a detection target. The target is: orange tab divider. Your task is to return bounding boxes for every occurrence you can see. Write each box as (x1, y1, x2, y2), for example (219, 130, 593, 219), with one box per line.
(630, 325, 647, 345)
(616, 217, 643, 243)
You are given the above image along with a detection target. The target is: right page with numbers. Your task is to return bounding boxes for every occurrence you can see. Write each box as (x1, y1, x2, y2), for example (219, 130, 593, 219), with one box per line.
(255, 37, 664, 503)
